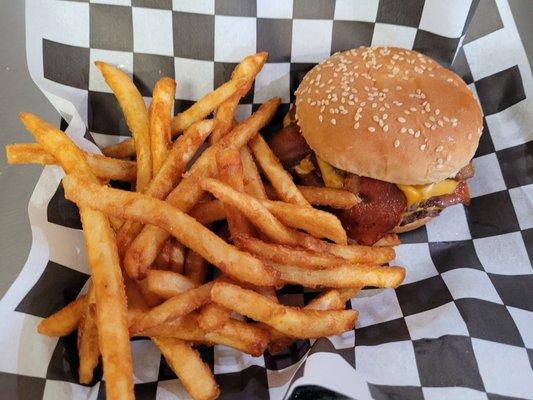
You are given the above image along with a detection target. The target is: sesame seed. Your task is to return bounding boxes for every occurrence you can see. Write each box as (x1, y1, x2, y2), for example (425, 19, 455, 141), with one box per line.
(400, 127, 407, 133)
(435, 109, 440, 115)
(379, 120, 384, 127)
(437, 158, 443, 164)
(354, 122, 360, 129)
(414, 130, 421, 138)
(424, 122, 432, 128)
(373, 115, 379, 122)
(429, 116, 436, 122)
(431, 125, 437, 130)
(394, 139, 400, 147)
(383, 114, 388, 120)
(410, 107, 417, 112)
(368, 127, 376, 132)
(438, 120, 444, 127)
(420, 144, 427, 150)
(318, 115, 323, 122)
(408, 128, 414, 135)
(348, 101, 355, 106)
(379, 106, 386, 112)
(398, 117, 406, 123)
(383, 125, 389, 132)
(436, 145, 443, 152)
(404, 110, 410, 115)
(331, 118, 336, 125)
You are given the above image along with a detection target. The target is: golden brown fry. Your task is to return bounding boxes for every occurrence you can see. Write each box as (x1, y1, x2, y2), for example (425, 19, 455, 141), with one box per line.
(95, 61, 152, 192)
(184, 250, 209, 285)
(116, 119, 213, 266)
(37, 295, 86, 337)
(198, 178, 346, 244)
(143, 270, 197, 299)
(200, 177, 299, 245)
(64, 175, 278, 286)
(171, 78, 247, 134)
(272, 262, 406, 289)
(188, 200, 226, 225)
(130, 283, 213, 334)
(295, 232, 396, 264)
(374, 234, 401, 247)
(210, 52, 268, 144)
(124, 98, 280, 275)
(153, 338, 220, 400)
(216, 148, 254, 237)
(6, 143, 136, 182)
(140, 313, 270, 357)
(249, 134, 309, 206)
(150, 77, 176, 173)
(234, 234, 393, 266)
(154, 238, 185, 274)
(261, 199, 346, 244)
(124, 277, 150, 310)
(265, 184, 358, 209)
(78, 288, 100, 385)
(136, 278, 164, 307)
(102, 139, 136, 159)
(268, 289, 355, 354)
(211, 282, 357, 339)
(240, 145, 267, 199)
(197, 302, 232, 331)
(20, 112, 134, 399)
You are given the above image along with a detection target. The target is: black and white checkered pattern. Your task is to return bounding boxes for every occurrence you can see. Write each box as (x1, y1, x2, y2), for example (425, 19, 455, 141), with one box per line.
(1, 0, 531, 398)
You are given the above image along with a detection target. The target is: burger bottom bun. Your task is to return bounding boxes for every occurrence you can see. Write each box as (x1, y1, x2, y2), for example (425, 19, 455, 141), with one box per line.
(392, 216, 433, 234)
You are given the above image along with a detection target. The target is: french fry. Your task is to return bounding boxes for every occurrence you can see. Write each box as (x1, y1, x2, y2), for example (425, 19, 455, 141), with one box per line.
(64, 175, 278, 286)
(184, 250, 209, 285)
(268, 288, 357, 354)
(78, 287, 100, 385)
(139, 313, 270, 357)
(234, 234, 394, 266)
(249, 134, 309, 206)
(199, 177, 299, 245)
(20, 112, 133, 399)
(95, 61, 152, 193)
(6, 143, 136, 182)
(37, 295, 86, 337)
(197, 302, 232, 331)
(272, 262, 406, 289)
(116, 119, 213, 265)
(211, 282, 357, 339)
(297, 233, 396, 263)
(130, 283, 213, 334)
(210, 52, 268, 144)
(153, 338, 220, 400)
(136, 278, 164, 307)
(150, 77, 176, 173)
(172, 78, 247, 134)
(124, 277, 150, 311)
(265, 184, 359, 209)
(153, 238, 185, 274)
(123, 98, 280, 275)
(189, 199, 226, 225)
(101, 139, 136, 159)
(261, 199, 346, 244)
(143, 270, 197, 299)
(240, 145, 267, 199)
(101, 79, 245, 159)
(374, 234, 401, 247)
(216, 148, 253, 237)
(198, 178, 346, 244)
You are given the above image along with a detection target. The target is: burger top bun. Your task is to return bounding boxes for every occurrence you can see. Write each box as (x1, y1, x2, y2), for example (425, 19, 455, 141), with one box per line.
(295, 47, 483, 185)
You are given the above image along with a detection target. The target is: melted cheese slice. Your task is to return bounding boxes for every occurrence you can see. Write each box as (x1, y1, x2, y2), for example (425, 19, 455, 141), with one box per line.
(316, 156, 344, 189)
(397, 180, 459, 206)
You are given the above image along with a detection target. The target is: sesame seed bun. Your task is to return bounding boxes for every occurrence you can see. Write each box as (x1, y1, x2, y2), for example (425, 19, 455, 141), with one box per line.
(295, 47, 483, 185)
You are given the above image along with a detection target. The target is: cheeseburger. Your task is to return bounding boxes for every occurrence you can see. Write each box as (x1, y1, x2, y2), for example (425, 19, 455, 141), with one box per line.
(270, 47, 483, 245)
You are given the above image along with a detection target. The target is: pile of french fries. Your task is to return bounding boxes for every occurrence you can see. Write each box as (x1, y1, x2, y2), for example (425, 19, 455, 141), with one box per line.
(6, 52, 406, 400)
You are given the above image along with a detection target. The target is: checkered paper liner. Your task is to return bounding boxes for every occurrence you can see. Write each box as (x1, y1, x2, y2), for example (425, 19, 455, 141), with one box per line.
(1, 0, 531, 398)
